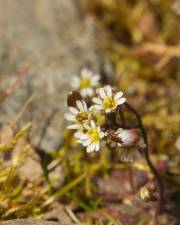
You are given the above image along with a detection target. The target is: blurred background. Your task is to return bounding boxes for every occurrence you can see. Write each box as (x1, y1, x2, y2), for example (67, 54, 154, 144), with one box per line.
(0, 0, 179, 151)
(0, 0, 180, 224)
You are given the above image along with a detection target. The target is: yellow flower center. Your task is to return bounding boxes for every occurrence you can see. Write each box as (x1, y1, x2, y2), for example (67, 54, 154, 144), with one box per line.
(87, 129, 100, 142)
(102, 97, 116, 110)
(76, 112, 88, 123)
(80, 77, 91, 88)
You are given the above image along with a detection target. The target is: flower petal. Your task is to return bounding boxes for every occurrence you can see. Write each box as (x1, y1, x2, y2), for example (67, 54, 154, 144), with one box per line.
(86, 88, 94, 96)
(84, 124, 91, 130)
(91, 120, 96, 128)
(67, 124, 81, 129)
(88, 143, 94, 152)
(91, 105, 103, 110)
(95, 142, 100, 151)
(93, 97, 102, 104)
(82, 100, 88, 111)
(69, 107, 79, 115)
(116, 98, 126, 105)
(100, 132, 105, 138)
(64, 113, 76, 121)
(91, 75, 100, 86)
(98, 88, 107, 99)
(106, 85, 112, 97)
(81, 68, 91, 78)
(82, 139, 92, 146)
(86, 145, 91, 153)
(90, 142, 96, 152)
(105, 108, 112, 113)
(71, 77, 80, 88)
(76, 100, 84, 111)
(114, 92, 123, 100)
(75, 132, 88, 139)
(97, 126, 100, 132)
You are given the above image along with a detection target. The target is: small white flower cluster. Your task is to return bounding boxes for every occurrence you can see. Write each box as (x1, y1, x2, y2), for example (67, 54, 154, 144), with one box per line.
(65, 68, 146, 162)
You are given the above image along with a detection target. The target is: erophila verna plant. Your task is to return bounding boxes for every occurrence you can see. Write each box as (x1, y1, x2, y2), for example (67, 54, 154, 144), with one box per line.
(65, 68, 165, 212)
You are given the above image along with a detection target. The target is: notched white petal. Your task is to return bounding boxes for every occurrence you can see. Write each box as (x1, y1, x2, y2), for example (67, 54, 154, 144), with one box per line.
(100, 132, 105, 138)
(82, 100, 88, 111)
(91, 120, 96, 128)
(99, 88, 107, 99)
(91, 105, 103, 110)
(76, 100, 84, 111)
(115, 91, 123, 100)
(67, 124, 81, 129)
(69, 107, 79, 115)
(116, 98, 126, 105)
(106, 85, 112, 97)
(95, 142, 100, 151)
(82, 139, 92, 146)
(93, 97, 102, 104)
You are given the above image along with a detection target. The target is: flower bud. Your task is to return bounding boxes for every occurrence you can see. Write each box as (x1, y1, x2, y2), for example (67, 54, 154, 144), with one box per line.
(115, 129, 146, 148)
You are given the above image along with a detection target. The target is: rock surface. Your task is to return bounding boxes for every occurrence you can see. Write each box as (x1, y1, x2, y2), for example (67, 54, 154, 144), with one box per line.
(0, 0, 102, 150)
(0, 219, 80, 225)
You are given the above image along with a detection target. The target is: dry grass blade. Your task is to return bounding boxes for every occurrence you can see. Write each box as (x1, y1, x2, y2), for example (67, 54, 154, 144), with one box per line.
(0, 66, 29, 103)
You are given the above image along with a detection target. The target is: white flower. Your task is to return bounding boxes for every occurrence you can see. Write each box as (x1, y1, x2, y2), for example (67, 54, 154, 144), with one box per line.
(71, 68, 100, 97)
(64, 100, 90, 129)
(92, 85, 126, 113)
(75, 120, 105, 153)
(115, 128, 146, 148)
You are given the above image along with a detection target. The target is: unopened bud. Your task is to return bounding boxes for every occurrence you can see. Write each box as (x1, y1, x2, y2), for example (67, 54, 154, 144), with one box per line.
(115, 129, 146, 148)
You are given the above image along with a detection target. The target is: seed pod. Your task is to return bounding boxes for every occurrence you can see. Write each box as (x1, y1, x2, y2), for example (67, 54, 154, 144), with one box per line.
(139, 186, 157, 202)
(67, 91, 83, 107)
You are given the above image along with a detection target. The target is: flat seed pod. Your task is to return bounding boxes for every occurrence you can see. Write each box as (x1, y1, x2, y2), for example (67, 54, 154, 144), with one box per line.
(67, 91, 83, 107)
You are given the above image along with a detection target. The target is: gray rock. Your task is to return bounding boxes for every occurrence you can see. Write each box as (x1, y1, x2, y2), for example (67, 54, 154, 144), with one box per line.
(0, 219, 79, 225)
(0, 0, 102, 150)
